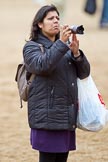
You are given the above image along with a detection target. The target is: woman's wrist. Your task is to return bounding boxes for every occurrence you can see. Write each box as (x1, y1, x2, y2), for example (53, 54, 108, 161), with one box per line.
(73, 51, 82, 61)
(73, 51, 81, 58)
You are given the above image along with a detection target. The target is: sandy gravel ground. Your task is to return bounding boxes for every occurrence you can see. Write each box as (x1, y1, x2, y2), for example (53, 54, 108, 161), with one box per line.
(0, 0, 108, 162)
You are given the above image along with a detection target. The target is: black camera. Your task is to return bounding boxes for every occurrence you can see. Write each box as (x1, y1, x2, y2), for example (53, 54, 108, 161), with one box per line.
(70, 25, 84, 34)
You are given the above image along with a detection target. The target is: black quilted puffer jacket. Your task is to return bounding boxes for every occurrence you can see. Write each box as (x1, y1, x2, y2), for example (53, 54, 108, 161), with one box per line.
(23, 34, 90, 131)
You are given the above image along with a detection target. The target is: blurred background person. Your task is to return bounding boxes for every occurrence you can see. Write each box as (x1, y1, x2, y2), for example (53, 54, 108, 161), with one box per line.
(84, 0, 108, 29)
(100, 0, 108, 28)
(84, 0, 97, 15)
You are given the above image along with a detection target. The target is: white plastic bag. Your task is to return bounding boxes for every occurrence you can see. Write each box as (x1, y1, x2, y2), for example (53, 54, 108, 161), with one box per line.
(77, 75, 108, 132)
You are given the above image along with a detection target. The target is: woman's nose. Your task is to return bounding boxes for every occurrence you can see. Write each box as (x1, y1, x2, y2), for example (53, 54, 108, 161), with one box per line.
(54, 17, 59, 23)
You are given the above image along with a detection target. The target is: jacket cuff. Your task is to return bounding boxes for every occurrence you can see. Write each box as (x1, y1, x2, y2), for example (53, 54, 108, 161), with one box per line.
(72, 49, 84, 61)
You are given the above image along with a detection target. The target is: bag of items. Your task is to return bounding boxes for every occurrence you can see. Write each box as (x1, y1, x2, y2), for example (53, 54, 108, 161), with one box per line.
(77, 75, 108, 132)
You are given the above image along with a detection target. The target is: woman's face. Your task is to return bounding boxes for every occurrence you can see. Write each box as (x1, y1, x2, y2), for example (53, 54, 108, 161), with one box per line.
(38, 11, 60, 41)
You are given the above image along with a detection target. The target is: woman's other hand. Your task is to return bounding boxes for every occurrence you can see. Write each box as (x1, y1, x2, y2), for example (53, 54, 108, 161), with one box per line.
(69, 34, 80, 57)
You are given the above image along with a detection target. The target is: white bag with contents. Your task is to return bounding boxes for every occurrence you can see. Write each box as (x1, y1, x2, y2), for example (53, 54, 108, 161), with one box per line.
(77, 75, 108, 132)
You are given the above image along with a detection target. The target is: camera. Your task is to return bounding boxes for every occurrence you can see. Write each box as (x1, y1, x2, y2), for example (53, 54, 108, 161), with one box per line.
(70, 25, 84, 34)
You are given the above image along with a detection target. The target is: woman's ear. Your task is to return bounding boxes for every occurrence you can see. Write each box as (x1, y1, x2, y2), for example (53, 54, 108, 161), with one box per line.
(38, 22, 43, 29)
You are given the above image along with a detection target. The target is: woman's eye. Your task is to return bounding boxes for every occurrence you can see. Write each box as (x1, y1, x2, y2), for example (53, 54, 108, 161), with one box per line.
(56, 17, 60, 20)
(48, 17, 53, 20)
(47, 16, 60, 20)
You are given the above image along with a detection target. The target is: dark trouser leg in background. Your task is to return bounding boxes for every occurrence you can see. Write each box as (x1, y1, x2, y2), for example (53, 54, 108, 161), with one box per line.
(100, 0, 108, 28)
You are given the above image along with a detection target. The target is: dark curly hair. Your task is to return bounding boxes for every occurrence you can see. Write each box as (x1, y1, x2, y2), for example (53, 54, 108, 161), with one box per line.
(29, 4, 60, 41)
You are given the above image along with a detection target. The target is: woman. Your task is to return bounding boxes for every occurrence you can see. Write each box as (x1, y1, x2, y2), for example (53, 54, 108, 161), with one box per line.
(23, 4, 90, 162)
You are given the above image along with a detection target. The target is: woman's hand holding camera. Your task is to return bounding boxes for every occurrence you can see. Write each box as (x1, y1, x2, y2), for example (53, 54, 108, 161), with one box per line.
(60, 25, 72, 43)
(60, 25, 80, 58)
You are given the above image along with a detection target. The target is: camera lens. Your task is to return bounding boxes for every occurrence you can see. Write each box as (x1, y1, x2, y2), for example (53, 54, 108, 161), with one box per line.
(70, 25, 84, 34)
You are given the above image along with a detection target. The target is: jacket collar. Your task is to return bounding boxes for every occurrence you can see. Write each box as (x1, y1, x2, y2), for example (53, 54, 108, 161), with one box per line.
(36, 33, 54, 48)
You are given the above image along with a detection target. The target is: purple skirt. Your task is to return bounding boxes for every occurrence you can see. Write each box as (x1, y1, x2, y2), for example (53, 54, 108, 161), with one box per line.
(30, 129, 76, 153)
